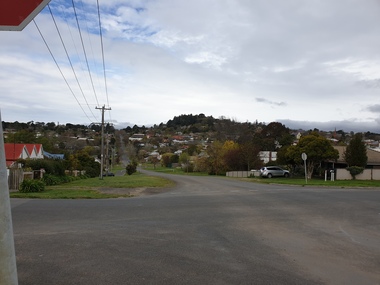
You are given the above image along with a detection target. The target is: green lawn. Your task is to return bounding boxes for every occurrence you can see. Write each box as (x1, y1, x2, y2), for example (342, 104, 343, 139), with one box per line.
(144, 164, 380, 188)
(10, 168, 380, 200)
(142, 164, 209, 176)
(244, 176, 380, 187)
(10, 172, 174, 199)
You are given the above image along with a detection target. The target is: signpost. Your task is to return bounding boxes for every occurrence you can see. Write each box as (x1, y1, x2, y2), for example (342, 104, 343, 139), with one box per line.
(0, 0, 50, 31)
(1, 1, 50, 284)
(302, 152, 307, 184)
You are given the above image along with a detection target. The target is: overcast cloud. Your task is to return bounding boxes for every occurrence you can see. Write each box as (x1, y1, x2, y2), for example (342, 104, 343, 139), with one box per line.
(1, 0, 380, 132)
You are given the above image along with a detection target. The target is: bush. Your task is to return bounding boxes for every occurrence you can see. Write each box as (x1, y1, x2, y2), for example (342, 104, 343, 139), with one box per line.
(126, 163, 137, 175)
(42, 174, 61, 186)
(182, 163, 194, 173)
(42, 174, 79, 185)
(83, 166, 100, 178)
(25, 159, 66, 176)
(347, 166, 364, 180)
(19, 179, 45, 193)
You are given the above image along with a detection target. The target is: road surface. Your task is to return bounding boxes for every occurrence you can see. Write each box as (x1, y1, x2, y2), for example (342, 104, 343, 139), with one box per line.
(11, 172, 380, 284)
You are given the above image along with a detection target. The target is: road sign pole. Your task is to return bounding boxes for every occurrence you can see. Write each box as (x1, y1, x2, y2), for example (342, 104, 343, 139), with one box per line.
(0, 113, 18, 285)
(304, 160, 307, 184)
(302, 153, 307, 184)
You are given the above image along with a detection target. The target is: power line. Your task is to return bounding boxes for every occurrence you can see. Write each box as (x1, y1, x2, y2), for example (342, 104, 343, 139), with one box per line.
(33, 19, 94, 123)
(96, 0, 110, 108)
(78, 0, 104, 98)
(71, 0, 100, 107)
(48, 4, 98, 122)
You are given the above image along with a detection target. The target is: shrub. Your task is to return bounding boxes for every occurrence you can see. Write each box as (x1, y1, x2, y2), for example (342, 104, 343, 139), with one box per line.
(126, 163, 137, 175)
(346, 166, 364, 180)
(19, 179, 45, 193)
(42, 174, 61, 186)
(182, 163, 194, 173)
(42, 174, 79, 185)
(25, 159, 66, 176)
(83, 166, 99, 178)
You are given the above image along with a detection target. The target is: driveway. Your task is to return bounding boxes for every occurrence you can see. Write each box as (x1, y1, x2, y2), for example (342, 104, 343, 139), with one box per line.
(11, 172, 380, 284)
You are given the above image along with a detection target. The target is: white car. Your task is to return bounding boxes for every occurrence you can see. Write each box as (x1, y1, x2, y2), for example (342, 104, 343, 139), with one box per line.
(260, 166, 290, 178)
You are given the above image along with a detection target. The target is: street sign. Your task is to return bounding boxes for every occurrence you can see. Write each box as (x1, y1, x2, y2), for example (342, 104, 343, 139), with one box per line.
(301, 152, 307, 161)
(0, 0, 50, 31)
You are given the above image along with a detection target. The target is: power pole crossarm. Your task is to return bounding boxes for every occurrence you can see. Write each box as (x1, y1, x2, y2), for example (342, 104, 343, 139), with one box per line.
(96, 105, 111, 179)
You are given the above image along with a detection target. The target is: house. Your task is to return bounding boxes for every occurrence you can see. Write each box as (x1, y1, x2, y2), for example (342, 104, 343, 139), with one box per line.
(129, 134, 145, 141)
(43, 151, 64, 160)
(259, 151, 277, 164)
(34, 144, 44, 158)
(332, 146, 380, 169)
(4, 144, 29, 167)
(24, 144, 38, 159)
(4, 143, 45, 167)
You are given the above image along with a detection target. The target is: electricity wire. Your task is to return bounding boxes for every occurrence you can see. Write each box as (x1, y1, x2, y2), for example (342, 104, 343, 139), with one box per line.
(96, 0, 112, 123)
(47, 4, 98, 122)
(71, 0, 100, 107)
(33, 19, 94, 123)
(96, 0, 109, 108)
(78, 0, 104, 98)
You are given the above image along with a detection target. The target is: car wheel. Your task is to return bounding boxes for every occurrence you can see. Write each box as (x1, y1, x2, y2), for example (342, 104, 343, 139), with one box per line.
(267, 173, 273, 178)
(284, 173, 289, 178)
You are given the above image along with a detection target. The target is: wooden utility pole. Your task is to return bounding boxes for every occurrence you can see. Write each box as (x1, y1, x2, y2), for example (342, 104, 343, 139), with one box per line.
(106, 132, 109, 175)
(96, 105, 111, 179)
(0, 113, 18, 285)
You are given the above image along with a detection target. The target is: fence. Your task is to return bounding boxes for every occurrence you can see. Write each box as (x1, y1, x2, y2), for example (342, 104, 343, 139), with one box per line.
(8, 169, 86, 191)
(226, 170, 261, 178)
(226, 169, 380, 180)
(7, 169, 32, 190)
(336, 168, 380, 180)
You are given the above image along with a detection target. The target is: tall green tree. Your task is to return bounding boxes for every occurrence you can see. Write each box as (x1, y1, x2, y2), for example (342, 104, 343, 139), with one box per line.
(344, 133, 367, 167)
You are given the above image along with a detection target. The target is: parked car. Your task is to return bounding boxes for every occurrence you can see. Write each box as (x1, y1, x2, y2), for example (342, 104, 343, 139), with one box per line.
(102, 172, 115, 177)
(260, 166, 290, 178)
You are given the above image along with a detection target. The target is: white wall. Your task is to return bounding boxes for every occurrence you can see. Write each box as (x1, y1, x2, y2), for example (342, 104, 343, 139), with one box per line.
(336, 168, 380, 180)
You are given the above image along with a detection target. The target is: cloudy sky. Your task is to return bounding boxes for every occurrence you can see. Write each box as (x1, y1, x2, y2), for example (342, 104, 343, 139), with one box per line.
(1, 0, 380, 132)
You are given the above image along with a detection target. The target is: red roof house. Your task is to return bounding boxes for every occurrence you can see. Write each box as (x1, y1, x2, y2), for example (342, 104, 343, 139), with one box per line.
(4, 143, 29, 167)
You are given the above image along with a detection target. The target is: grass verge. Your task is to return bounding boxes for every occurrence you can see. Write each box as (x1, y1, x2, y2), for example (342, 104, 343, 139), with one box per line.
(243, 177, 380, 187)
(142, 164, 209, 176)
(10, 172, 174, 199)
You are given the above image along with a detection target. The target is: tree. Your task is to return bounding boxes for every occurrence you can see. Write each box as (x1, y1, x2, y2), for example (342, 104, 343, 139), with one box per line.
(344, 133, 367, 179)
(344, 133, 367, 167)
(222, 140, 241, 171)
(126, 161, 137, 175)
(254, 122, 292, 151)
(161, 153, 173, 167)
(206, 141, 225, 175)
(149, 156, 160, 169)
(285, 132, 339, 179)
(179, 152, 191, 172)
(240, 141, 261, 171)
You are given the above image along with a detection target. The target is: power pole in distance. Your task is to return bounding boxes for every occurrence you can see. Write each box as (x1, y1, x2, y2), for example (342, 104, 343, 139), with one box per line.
(96, 105, 111, 179)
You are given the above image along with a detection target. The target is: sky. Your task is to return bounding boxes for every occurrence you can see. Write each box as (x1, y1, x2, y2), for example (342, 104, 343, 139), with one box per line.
(1, 0, 380, 132)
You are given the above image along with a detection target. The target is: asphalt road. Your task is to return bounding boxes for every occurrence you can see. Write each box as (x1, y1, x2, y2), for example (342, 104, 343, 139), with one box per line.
(11, 172, 380, 285)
